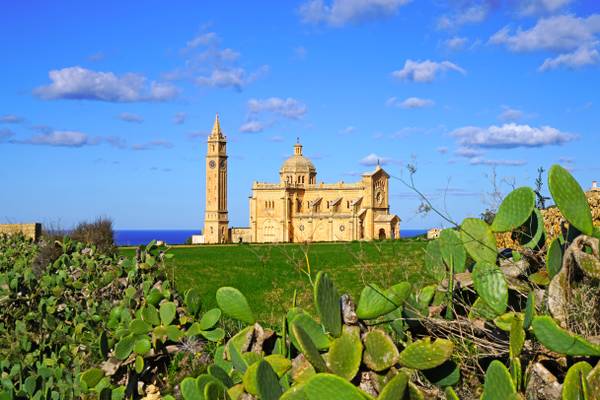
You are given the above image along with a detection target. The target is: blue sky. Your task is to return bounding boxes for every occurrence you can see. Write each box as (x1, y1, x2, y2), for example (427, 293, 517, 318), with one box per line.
(1, 0, 599, 230)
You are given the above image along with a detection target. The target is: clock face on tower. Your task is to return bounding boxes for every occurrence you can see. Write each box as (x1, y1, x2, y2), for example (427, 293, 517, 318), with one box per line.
(209, 160, 216, 169)
(220, 159, 226, 170)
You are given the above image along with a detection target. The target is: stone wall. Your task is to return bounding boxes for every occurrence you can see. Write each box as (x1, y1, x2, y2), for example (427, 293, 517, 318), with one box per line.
(230, 227, 252, 243)
(0, 223, 42, 241)
(496, 190, 600, 249)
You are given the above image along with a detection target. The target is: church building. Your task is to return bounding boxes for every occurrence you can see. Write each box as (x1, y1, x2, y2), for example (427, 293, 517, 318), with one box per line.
(202, 115, 400, 244)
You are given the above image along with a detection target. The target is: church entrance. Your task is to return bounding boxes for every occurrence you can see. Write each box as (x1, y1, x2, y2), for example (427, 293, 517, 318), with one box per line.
(378, 228, 386, 240)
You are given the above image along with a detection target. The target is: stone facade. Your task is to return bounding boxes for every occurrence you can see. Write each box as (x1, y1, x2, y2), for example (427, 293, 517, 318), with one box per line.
(203, 114, 229, 244)
(427, 228, 441, 240)
(0, 223, 41, 241)
(201, 117, 400, 244)
(248, 142, 400, 243)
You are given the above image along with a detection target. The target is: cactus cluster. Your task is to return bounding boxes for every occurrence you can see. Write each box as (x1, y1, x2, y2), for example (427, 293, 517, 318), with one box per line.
(175, 270, 458, 400)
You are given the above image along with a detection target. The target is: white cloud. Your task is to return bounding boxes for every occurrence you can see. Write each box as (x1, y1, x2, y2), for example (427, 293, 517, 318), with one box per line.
(35, 67, 178, 102)
(131, 140, 173, 151)
(294, 46, 308, 60)
(173, 112, 187, 125)
(455, 146, 484, 158)
(0, 128, 15, 141)
(269, 135, 285, 142)
(451, 123, 576, 148)
(186, 32, 219, 49)
(239, 120, 265, 133)
(436, 146, 448, 154)
(339, 126, 356, 135)
(360, 153, 390, 166)
(490, 14, 600, 53)
(489, 14, 600, 70)
(539, 45, 600, 71)
(392, 59, 466, 83)
(0, 114, 24, 123)
(498, 106, 525, 122)
(247, 97, 307, 119)
(169, 31, 266, 92)
(117, 112, 143, 123)
(437, 4, 488, 30)
(17, 130, 92, 147)
(299, 0, 410, 27)
(444, 36, 468, 51)
(387, 96, 434, 109)
(196, 66, 269, 91)
(518, 0, 574, 16)
(469, 157, 527, 166)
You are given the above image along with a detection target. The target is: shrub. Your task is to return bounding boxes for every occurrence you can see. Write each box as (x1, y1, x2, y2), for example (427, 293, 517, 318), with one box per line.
(70, 217, 116, 256)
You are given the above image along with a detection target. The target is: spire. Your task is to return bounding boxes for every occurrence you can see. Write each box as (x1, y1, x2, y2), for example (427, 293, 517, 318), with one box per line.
(294, 138, 303, 156)
(211, 113, 223, 138)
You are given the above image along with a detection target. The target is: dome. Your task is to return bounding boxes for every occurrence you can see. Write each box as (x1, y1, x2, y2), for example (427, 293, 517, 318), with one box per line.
(280, 142, 316, 174)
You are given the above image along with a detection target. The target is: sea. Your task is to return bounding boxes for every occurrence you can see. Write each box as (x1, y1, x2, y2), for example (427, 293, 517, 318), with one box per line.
(114, 229, 428, 246)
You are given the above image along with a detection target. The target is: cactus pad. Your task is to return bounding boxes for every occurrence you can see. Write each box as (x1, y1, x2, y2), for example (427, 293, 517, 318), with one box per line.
(531, 316, 600, 356)
(546, 238, 563, 279)
(491, 187, 536, 233)
(256, 360, 284, 400)
(523, 291, 535, 330)
(289, 311, 330, 351)
(509, 315, 525, 359)
(424, 239, 446, 281)
(548, 164, 594, 236)
(377, 372, 408, 400)
(472, 262, 508, 316)
(422, 360, 460, 387)
(314, 271, 342, 338)
(303, 373, 366, 400)
(326, 325, 363, 381)
(291, 321, 328, 372)
(398, 337, 454, 370)
(460, 218, 497, 265)
(439, 229, 467, 273)
(362, 329, 400, 371)
(481, 360, 516, 400)
(356, 283, 407, 320)
(562, 362, 592, 400)
(216, 287, 255, 325)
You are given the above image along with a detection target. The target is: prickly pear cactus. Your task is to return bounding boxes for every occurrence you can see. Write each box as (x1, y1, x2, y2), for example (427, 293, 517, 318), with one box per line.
(548, 164, 594, 236)
(326, 325, 363, 381)
(481, 360, 517, 400)
(439, 228, 467, 273)
(398, 337, 454, 370)
(461, 218, 498, 265)
(291, 321, 328, 372)
(546, 237, 564, 278)
(314, 271, 342, 337)
(531, 316, 600, 356)
(377, 372, 408, 400)
(256, 360, 284, 400)
(356, 283, 409, 320)
(216, 286, 255, 324)
(491, 187, 536, 233)
(303, 373, 368, 400)
(472, 262, 508, 316)
(562, 362, 592, 400)
(362, 329, 400, 372)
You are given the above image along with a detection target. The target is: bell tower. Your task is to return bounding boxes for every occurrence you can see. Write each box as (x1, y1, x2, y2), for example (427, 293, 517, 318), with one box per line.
(204, 114, 229, 243)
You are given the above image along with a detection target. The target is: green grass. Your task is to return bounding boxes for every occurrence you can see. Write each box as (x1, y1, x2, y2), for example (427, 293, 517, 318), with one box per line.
(120, 239, 429, 323)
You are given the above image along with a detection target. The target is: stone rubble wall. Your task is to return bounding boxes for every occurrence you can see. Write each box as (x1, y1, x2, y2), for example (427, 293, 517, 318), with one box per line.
(496, 190, 600, 249)
(0, 223, 42, 241)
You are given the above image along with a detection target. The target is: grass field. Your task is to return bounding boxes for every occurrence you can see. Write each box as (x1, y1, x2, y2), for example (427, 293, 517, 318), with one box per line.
(120, 239, 429, 323)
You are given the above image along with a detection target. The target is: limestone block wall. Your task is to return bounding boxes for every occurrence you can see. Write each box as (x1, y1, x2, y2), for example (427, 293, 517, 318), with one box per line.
(0, 223, 42, 241)
(230, 227, 252, 243)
